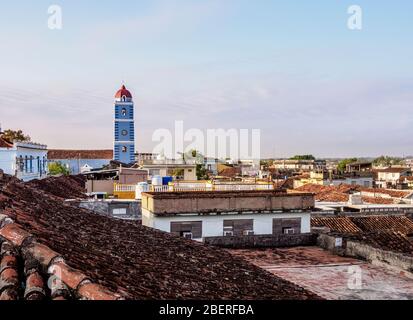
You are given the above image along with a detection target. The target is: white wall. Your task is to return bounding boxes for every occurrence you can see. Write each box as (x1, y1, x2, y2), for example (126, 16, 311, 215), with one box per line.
(142, 209, 311, 240)
(0, 144, 47, 181)
(0, 148, 17, 175)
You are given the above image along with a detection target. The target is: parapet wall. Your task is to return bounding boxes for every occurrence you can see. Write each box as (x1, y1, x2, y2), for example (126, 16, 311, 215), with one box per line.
(317, 233, 413, 275)
(204, 233, 318, 249)
(345, 241, 413, 274)
(142, 190, 315, 215)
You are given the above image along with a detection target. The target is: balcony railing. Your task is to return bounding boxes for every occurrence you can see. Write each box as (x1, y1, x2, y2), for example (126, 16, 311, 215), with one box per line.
(116, 181, 276, 200)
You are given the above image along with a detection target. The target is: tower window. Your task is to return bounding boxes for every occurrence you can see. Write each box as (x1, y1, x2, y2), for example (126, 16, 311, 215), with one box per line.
(122, 96, 127, 102)
(122, 146, 128, 153)
(121, 108, 127, 116)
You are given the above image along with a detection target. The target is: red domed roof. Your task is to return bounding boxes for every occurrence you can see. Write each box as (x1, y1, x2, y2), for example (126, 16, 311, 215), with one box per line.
(115, 85, 132, 99)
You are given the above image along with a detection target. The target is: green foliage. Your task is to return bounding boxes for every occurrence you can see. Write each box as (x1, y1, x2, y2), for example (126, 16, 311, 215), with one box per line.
(1, 129, 31, 142)
(289, 155, 316, 161)
(196, 164, 209, 180)
(171, 168, 184, 177)
(260, 160, 272, 168)
(373, 156, 404, 167)
(337, 158, 358, 173)
(48, 162, 70, 176)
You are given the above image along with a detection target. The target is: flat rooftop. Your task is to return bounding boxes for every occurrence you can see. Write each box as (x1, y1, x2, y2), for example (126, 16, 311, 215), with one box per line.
(230, 247, 413, 300)
(141, 190, 315, 216)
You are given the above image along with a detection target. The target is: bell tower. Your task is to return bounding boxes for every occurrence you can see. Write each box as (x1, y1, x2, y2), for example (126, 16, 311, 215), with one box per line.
(114, 85, 135, 164)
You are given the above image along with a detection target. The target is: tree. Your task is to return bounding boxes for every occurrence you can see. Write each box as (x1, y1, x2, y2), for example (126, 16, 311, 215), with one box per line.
(171, 168, 184, 178)
(48, 162, 70, 176)
(1, 129, 31, 142)
(373, 156, 404, 167)
(196, 164, 209, 180)
(290, 155, 316, 161)
(337, 158, 358, 173)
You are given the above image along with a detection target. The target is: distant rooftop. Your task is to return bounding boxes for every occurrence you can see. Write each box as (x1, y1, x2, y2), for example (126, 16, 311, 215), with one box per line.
(48, 149, 113, 160)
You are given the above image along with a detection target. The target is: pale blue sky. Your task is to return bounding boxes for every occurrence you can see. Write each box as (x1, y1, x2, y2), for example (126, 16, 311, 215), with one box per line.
(0, 0, 412, 158)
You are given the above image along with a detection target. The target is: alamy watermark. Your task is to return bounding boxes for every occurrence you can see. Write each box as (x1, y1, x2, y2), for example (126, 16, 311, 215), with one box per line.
(48, 5, 63, 30)
(152, 121, 261, 161)
(347, 5, 363, 30)
(347, 265, 363, 290)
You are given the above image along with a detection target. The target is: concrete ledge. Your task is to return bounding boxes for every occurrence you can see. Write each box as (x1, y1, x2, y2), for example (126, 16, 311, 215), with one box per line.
(204, 233, 318, 249)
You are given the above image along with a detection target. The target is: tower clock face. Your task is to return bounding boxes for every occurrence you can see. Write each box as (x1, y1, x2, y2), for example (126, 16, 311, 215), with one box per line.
(121, 130, 128, 136)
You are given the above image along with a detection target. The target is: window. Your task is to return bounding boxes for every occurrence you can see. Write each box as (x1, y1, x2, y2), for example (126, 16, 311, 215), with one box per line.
(112, 208, 127, 215)
(121, 130, 128, 136)
(122, 146, 128, 153)
(121, 108, 127, 116)
(122, 96, 127, 102)
(283, 228, 295, 235)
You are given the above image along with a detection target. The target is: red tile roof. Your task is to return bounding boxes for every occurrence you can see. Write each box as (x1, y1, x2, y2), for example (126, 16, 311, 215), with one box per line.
(48, 149, 113, 160)
(295, 184, 410, 203)
(375, 167, 411, 173)
(346, 231, 413, 255)
(349, 215, 413, 235)
(312, 217, 362, 233)
(0, 137, 13, 148)
(0, 174, 319, 300)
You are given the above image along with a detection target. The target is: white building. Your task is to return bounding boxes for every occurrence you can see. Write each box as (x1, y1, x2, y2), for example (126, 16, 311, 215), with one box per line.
(0, 137, 48, 181)
(142, 190, 314, 241)
(375, 167, 412, 188)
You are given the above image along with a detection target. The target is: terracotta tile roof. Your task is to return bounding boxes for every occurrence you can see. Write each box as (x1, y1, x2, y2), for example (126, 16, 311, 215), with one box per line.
(0, 174, 319, 300)
(349, 216, 413, 235)
(375, 167, 411, 174)
(0, 137, 13, 148)
(345, 231, 413, 255)
(295, 184, 358, 202)
(48, 150, 113, 160)
(27, 175, 87, 199)
(218, 166, 242, 178)
(0, 216, 122, 300)
(295, 184, 410, 203)
(312, 217, 362, 233)
(359, 187, 410, 198)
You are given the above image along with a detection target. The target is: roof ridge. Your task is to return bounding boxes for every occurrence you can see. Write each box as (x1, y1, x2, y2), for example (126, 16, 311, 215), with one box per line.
(0, 214, 125, 300)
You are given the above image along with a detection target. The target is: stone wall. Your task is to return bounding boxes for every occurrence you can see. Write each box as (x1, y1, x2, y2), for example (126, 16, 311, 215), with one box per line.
(317, 233, 413, 275)
(345, 241, 413, 274)
(204, 233, 318, 249)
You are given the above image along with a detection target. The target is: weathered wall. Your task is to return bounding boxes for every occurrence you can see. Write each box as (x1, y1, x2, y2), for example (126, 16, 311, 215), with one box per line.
(345, 241, 413, 274)
(86, 180, 114, 195)
(317, 233, 413, 275)
(77, 200, 141, 220)
(204, 233, 318, 249)
(142, 191, 314, 215)
(142, 210, 311, 239)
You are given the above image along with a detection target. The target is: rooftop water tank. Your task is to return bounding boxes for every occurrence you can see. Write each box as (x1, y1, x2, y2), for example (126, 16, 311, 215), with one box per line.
(152, 175, 163, 186)
(162, 176, 173, 186)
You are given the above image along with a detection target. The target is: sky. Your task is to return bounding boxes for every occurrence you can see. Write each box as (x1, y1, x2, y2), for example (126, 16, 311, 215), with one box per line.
(0, 0, 412, 158)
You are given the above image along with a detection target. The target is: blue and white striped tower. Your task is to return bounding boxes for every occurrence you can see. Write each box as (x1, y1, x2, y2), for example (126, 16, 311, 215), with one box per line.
(114, 85, 135, 164)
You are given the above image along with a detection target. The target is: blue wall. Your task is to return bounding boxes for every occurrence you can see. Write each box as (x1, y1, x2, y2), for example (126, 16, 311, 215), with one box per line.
(114, 102, 135, 164)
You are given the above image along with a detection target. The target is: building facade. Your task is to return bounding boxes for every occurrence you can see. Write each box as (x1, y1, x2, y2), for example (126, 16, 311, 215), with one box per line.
(0, 137, 48, 181)
(114, 85, 135, 164)
(48, 149, 113, 174)
(141, 190, 314, 241)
